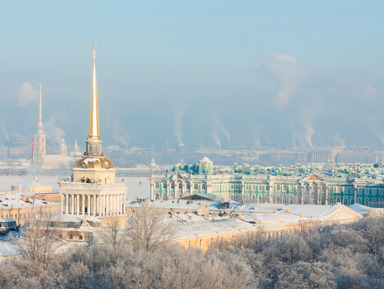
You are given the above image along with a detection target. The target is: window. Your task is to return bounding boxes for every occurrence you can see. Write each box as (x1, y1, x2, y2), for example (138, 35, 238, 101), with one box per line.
(258, 185, 262, 191)
(358, 197, 362, 204)
(163, 183, 167, 189)
(276, 184, 280, 191)
(178, 183, 182, 189)
(188, 241, 191, 248)
(230, 184, 234, 190)
(373, 189, 377, 196)
(200, 240, 202, 247)
(364, 198, 369, 206)
(245, 185, 249, 191)
(283, 185, 287, 192)
(358, 188, 362, 195)
(343, 196, 348, 205)
(252, 185, 256, 191)
(155, 183, 159, 189)
(235, 184, 239, 190)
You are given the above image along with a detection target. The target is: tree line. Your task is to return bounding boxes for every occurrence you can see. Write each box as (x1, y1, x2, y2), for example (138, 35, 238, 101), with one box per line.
(1, 209, 384, 288)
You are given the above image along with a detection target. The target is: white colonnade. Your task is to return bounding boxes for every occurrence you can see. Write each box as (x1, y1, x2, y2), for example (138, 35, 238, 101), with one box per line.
(61, 193, 126, 216)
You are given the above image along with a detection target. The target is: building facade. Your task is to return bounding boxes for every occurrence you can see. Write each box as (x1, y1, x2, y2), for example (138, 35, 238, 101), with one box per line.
(150, 158, 384, 208)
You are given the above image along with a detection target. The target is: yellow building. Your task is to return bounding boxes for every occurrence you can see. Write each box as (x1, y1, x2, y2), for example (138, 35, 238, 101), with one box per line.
(59, 45, 126, 222)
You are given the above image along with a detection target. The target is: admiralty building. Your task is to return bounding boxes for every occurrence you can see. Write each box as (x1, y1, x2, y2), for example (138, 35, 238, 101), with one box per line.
(150, 157, 384, 208)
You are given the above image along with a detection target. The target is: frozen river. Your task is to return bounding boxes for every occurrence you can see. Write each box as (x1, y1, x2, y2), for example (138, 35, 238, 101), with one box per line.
(0, 175, 150, 200)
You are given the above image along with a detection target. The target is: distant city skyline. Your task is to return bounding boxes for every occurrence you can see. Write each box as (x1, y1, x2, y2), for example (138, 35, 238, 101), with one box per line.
(1, 1, 384, 149)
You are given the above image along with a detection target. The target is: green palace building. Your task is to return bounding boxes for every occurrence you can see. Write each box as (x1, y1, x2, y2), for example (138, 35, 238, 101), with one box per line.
(150, 157, 384, 208)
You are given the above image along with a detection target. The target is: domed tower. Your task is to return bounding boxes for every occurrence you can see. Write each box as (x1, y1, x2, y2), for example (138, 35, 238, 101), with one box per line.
(59, 45, 126, 218)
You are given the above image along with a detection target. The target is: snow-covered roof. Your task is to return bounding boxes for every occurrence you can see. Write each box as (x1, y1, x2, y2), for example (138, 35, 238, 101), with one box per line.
(348, 203, 384, 216)
(0, 218, 16, 223)
(200, 156, 212, 163)
(0, 194, 58, 209)
(172, 215, 254, 237)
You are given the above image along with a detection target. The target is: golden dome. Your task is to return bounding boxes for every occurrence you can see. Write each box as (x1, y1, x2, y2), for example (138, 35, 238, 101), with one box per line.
(74, 156, 114, 169)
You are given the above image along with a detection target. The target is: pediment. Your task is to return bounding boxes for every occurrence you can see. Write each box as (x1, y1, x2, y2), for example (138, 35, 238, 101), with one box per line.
(326, 206, 362, 221)
(300, 173, 324, 182)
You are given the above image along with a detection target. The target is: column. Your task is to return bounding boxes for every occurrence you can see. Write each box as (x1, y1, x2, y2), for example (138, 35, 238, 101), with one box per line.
(118, 194, 122, 215)
(106, 194, 109, 216)
(77, 195, 80, 214)
(60, 194, 64, 214)
(82, 195, 85, 215)
(65, 194, 69, 214)
(93, 194, 97, 216)
(118, 194, 121, 214)
(99, 195, 103, 216)
(100, 195, 103, 217)
(112, 194, 115, 216)
(114, 194, 117, 215)
(71, 194, 74, 214)
(87, 194, 90, 216)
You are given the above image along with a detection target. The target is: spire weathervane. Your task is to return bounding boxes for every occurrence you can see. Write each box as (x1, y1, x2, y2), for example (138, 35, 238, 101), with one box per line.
(38, 82, 43, 130)
(86, 44, 102, 156)
(88, 44, 101, 142)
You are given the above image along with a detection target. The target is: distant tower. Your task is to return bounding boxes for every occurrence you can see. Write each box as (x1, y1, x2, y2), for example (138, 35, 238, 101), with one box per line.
(73, 139, 79, 153)
(150, 145, 158, 169)
(32, 83, 46, 165)
(60, 138, 67, 156)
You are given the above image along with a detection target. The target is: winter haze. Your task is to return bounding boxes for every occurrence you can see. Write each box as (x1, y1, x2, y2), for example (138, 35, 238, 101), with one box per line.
(1, 1, 383, 149)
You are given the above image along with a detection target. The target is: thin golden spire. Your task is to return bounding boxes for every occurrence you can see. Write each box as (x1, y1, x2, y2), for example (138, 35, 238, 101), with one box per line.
(87, 44, 101, 141)
(38, 82, 43, 130)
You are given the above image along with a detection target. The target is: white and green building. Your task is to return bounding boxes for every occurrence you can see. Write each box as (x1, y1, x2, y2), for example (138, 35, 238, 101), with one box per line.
(150, 158, 384, 207)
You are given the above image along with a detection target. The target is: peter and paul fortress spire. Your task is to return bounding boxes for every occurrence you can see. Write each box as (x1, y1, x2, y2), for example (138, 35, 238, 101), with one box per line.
(32, 82, 46, 165)
(38, 82, 43, 131)
(86, 44, 102, 156)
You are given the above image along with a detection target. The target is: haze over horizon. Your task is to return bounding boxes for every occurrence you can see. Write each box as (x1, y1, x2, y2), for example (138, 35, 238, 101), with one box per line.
(1, 1, 384, 150)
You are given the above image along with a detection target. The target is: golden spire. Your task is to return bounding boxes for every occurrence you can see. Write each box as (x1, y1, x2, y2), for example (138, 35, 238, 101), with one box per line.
(87, 44, 101, 141)
(38, 82, 43, 130)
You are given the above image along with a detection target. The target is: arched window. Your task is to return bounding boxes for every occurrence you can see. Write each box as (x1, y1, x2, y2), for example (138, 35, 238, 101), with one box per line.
(194, 184, 198, 190)
(358, 197, 362, 204)
(336, 196, 341, 203)
(343, 196, 348, 206)
(364, 198, 369, 206)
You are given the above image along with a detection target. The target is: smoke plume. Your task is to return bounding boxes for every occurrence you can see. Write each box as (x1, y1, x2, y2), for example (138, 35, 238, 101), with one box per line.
(262, 53, 303, 111)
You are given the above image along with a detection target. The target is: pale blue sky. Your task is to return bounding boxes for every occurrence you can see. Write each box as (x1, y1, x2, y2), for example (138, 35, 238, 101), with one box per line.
(0, 1, 383, 149)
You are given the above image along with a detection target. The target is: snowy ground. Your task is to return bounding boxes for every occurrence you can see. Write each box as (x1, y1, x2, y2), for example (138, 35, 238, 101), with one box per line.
(0, 175, 150, 200)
